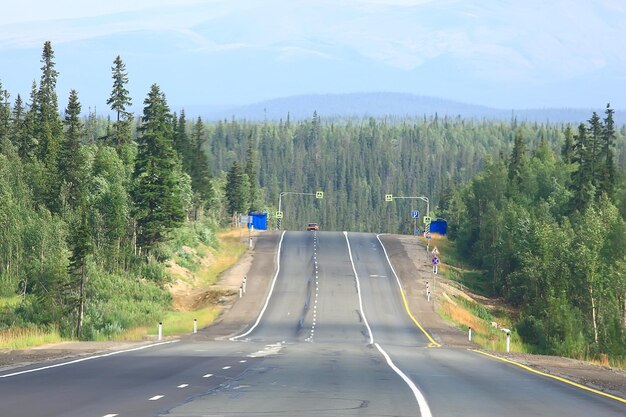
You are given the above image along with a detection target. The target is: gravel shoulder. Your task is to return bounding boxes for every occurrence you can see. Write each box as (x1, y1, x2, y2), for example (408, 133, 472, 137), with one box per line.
(2, 232, 624, 401)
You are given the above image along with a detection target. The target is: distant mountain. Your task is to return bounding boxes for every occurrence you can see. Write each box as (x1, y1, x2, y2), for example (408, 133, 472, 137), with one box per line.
(179, 93, 625, 125)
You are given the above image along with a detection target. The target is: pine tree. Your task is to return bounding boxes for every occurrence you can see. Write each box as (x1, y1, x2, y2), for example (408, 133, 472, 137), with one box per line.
(561, 125, 574, 164)
(35, 41, 63, 163)
(598, 103, 616, 198)
(587, 112, 602, 184)
(0, 82, 10, 146)
(132, 84, 184, 255)
(190, 117, 213, 206)
(571, 123, 594, 212)
(19, 81, 40, 160)
(173, 109, 192, 172)
(245, 133, 258, 210)
(508, 128, 527, 184)
(225, 161, 248, 215)
(58, 89, 85, 207)
(106, 55, 133, 150)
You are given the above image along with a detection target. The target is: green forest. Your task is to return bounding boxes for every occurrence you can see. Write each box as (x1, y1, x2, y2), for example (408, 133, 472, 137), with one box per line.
(1, 42, 625, 360)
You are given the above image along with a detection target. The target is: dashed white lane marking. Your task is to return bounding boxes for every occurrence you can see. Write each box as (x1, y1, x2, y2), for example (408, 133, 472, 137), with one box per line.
(222, 366, 231, 370)
(0, 340, 180, 378)
(239, 359, 247, 363)
(149, 395, 164, 401)
(102, 414, 118, 417)
(177, 384, 189, 388)
(203, 373, 213, 378)
(344, 231, 433, 417)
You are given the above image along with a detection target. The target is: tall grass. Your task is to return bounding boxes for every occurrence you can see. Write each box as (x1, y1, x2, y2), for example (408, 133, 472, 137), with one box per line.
(0, 326, 64, 349)
(196, 230, 247, 286)
(146, 306, 221, 337)
(439, 295, 529, 354)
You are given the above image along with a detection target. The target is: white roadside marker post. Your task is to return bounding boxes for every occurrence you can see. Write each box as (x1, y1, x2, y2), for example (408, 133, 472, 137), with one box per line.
(239, 286, 243, 298)
(468, 327, 472, 341)
(501, 328, 511, 353)
(158, 322, 162, 341)
(193, 318, 197, 334)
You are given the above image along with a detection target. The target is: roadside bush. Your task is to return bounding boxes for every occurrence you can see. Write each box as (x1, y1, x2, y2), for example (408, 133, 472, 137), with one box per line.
(81, 269, 171, 340)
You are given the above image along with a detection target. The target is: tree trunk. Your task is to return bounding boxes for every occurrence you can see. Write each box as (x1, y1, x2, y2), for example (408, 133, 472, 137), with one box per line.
(76, 262, 86, 339)
(589, 284, 599, 344)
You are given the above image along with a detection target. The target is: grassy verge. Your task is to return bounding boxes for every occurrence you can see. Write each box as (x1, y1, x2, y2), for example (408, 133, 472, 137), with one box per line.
(196, 229, 248, 286)
(438, 294, 529, 353)
(0, 326, 64, 349)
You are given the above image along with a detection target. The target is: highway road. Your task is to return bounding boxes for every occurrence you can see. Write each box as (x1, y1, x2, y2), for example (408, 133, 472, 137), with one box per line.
(1, 231, 624, 416)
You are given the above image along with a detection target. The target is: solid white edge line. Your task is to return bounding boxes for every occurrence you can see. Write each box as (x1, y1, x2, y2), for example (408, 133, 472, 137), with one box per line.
(375, 234, 406, 297)
(0, 340, 180, 378)
(345, 231, 432, 417)
(231, 231, 286, 340)
(343, 231, 374, 344)
(375, 342, 433, 417)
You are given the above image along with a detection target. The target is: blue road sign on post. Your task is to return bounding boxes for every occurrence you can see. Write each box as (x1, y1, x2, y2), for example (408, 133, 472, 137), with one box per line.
(411, 210, 419, 219)
(431, 256, 440, 265)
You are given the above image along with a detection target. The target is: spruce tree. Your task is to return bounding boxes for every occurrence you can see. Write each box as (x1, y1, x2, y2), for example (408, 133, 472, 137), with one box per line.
(35, 41, 63, 163)
(561, 125, 574, 164)
(173, 109, 192, 172)
(0, 82, 10, 145)
(106, 55, 133, 150)
(58, 89, 85, 207)
(225, 161, 248, 215)
(508, 128, 527, 184)
(190, 117, 213, 205)
(245, 134, 258, 210)
(571, 123, 594, 211)
(132, 84, 184, 255)
(599, 103, 616, 198)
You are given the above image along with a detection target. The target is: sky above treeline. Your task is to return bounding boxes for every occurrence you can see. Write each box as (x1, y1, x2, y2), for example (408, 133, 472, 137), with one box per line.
(1, 0, 625, 113)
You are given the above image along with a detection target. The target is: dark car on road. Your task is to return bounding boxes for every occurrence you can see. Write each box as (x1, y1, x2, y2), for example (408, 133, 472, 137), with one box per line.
(306, 223, 319, 231)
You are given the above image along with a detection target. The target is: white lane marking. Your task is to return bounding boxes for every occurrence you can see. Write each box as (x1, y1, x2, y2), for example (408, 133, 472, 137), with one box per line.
(203, 373, 213, 378)
(375, 343, 432, 417)
(222, 366, 231, 370)
(149, 395, 164, 401)
(344, 231, 433, 417)
(247, 343, 283, 357)
(375, 234, 408, 303)
(102, 414, 118, 417)
(0, 340, 180, 378)
(231, 231, 286, 340)
(177, 384, 189, 388)
(239, 360, 247, 363)
(343, 232, 374, 345)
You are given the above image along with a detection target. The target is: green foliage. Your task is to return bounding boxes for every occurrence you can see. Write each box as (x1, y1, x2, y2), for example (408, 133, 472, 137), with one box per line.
(449, 107, 626, 360)
(80, 267, 171, 340)
(132, 84, 186, 254)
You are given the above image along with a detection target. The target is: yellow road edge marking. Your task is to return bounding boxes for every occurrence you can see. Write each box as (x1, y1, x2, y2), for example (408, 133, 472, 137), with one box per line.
(472, 349, 626, 404)
(398, 285, 441, 348)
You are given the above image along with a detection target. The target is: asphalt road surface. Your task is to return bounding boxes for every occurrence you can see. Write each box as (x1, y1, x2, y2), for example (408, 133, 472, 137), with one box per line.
(1, 231, 624, 417)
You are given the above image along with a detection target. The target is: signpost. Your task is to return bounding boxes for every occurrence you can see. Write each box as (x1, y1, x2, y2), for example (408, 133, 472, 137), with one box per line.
(385, 193, 431, 251)
(277, 190, 324, 230)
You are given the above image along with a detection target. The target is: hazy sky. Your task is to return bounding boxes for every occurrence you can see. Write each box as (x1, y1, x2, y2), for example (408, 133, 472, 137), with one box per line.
(1, 0, 625, 112)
